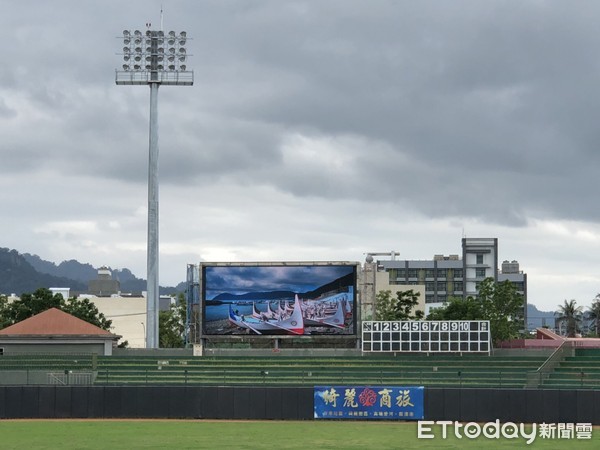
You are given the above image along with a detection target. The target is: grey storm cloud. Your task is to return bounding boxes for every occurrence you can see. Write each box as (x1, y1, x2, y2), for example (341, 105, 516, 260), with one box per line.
(1, 1, 600, 309)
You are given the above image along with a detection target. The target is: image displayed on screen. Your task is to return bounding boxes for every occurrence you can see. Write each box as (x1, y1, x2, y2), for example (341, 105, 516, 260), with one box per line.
(202, 264, 356, 336)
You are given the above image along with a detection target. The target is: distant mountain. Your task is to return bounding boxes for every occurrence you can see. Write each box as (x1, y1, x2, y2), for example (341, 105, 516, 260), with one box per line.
(2, 250, 560, 319)
(212, 272, 355, 302)
(0, 248, 87, 295)
(307, 272, 355, 298)
(23, 253, 97, 283)
(213, 290, 296, 301)
(0, 248, 185, 296)
(527, 303, 556, 330)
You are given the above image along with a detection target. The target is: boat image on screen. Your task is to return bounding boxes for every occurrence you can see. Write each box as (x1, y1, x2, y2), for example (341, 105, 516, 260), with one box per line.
(202, 263, 356, 336)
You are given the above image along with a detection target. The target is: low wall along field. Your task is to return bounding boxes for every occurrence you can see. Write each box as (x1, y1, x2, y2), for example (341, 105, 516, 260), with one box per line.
(1, 386, 599, 424)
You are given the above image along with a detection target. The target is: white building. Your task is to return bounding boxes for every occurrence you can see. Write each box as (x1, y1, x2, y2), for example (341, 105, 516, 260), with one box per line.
(80, 294, 175, 348)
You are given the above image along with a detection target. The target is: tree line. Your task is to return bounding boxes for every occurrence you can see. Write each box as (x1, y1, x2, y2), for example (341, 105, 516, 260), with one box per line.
(555, 296, 600, 337)
(375, 278, 524, 346)
(375, 277, 600, 344)
(3, 283, 598, 349)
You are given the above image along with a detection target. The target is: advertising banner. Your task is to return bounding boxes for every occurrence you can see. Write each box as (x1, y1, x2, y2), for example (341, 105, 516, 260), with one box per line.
(314, 385, 424, 420)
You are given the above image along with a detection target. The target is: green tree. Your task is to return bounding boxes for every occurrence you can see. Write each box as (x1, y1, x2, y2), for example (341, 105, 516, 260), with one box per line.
(375, 289, 423, 321)
(555, 299, 583, 338)
(426, 296, 484, 321)
(587, 294, 600, 336)
(477, 278, 525, 345)
(63, 297, 112, 331)
(428, 279, 524, 346)
(374, 290, 396, 321)
(0, 294, 10, 329)
(159, 294, 186, 348)
(6, 288, 63, 324)
(0, 287, 112, 331)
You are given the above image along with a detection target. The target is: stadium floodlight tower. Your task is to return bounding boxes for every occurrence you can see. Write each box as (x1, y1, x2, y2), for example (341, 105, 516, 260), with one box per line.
(116, 28, 193, 348)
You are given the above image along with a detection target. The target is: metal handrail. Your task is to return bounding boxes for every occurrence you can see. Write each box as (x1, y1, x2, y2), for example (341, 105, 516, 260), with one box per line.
(526, 340, 573, 388)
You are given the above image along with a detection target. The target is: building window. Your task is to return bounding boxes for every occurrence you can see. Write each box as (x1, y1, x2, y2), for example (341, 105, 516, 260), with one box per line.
(438, 295, 446, 304)
(454, 269, 463, 278)
(397, 269, 406, 279)
(425, 282, 435, 291)
(476, 268, 486, 278)
(407, 269, 418, 278)
(425, 269, 435, 278)
(436, 282, 446, 292)
(454, 281, 463, 292)
(387, 268, 397, 279)
(425, 295, 435, 304)
(436, 269, 447, 278)
(476, 254, 484, 264)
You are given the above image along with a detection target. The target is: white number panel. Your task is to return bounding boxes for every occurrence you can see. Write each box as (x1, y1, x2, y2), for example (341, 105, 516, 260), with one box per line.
(361, 321, 490, 353)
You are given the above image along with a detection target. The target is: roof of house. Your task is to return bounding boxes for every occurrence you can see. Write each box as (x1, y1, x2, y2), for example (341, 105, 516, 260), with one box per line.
(0, 308, 116, 337)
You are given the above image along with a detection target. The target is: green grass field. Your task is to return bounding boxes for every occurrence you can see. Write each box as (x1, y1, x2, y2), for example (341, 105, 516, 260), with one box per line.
(0, 420, 597, 449)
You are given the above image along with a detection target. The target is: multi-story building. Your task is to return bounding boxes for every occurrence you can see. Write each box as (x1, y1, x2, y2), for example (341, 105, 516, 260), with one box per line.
(371, 238, 527, 324)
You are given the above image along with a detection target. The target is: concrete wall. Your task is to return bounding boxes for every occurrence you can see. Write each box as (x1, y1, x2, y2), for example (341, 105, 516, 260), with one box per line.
(86, 296, 174, 348)
(90, 297, 147, 348)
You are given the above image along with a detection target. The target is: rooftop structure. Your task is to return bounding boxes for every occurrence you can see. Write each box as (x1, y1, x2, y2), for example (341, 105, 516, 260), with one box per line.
(372, 238, 527, 324)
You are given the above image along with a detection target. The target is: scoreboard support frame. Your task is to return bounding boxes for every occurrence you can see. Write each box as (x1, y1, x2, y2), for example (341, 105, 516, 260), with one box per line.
(361, 320, 491, 355)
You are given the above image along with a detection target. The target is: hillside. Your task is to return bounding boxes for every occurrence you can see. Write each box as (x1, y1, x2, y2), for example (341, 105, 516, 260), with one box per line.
(23, 253, 97, 283)
(1, 249, 561, 319)
(212, 272, 355, 301)
(0, 248, 184, 296)
(527, 303, 556, 329)
(0, 248, 86, 295)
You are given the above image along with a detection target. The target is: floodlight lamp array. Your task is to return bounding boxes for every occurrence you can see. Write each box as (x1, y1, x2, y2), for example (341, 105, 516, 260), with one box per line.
(120, 30, 190, 72)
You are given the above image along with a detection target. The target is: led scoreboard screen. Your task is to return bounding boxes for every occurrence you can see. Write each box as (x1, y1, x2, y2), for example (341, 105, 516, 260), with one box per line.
(362, 321, 490, 353)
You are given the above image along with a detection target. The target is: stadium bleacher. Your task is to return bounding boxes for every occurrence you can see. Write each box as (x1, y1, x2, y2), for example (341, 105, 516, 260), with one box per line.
(3, 350, 600, 388)
(90, 354, 548, 387)
(540, 348, 600, 389)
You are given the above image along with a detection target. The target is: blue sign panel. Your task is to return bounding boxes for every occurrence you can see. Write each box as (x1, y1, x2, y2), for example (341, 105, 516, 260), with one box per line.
(314, 386, 424, 420)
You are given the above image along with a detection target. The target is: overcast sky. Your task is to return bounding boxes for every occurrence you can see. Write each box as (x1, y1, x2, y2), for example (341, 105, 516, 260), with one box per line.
(204, 264, 354, 298)
(2, 1, 600, 313)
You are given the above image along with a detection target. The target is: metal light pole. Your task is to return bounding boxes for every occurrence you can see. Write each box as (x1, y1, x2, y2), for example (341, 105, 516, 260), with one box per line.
(116, 29, 193, 348)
